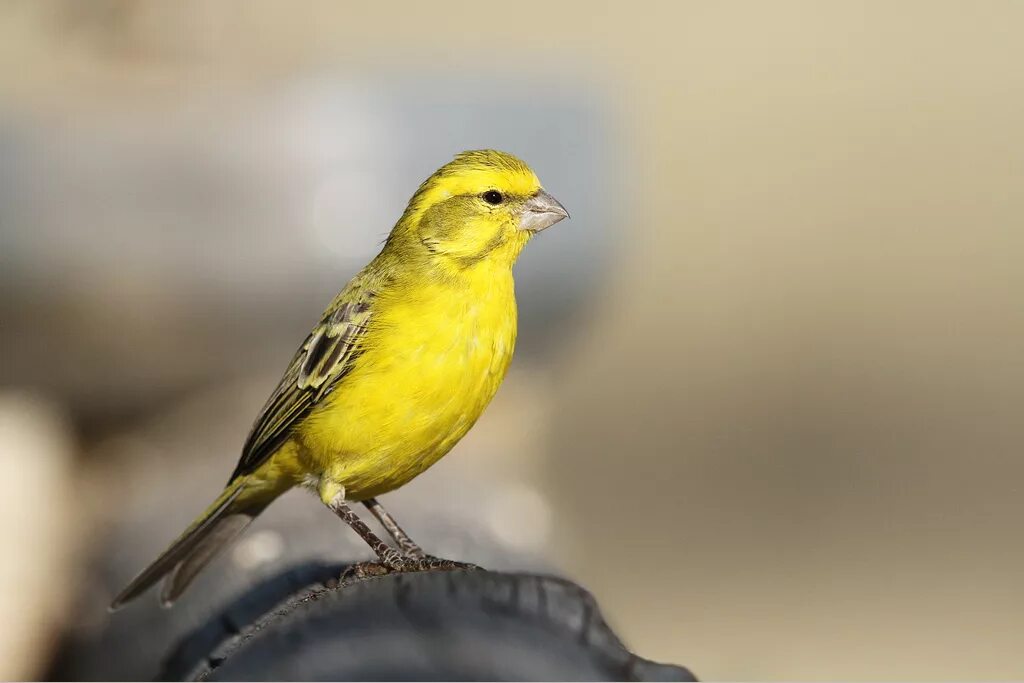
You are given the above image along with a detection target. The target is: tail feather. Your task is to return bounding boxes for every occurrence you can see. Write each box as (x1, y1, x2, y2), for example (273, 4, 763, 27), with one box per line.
(109, 480, 259, 610)
(159, 513, 255, 606)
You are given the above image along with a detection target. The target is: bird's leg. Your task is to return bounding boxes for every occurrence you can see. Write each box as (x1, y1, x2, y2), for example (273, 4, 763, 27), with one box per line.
(327, 493, 480, 575)
(361, 498, 479, 571)
(362, 498, 425, 558)
(326, 493, 408, 569)
(361, 499, 478, 570)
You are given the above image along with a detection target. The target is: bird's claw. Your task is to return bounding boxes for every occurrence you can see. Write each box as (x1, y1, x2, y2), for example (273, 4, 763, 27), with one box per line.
(414, 555, 481, 572)
(338, 561, 393, 585)
(379, 545, 479, 572)
(339, 555, 480, 584)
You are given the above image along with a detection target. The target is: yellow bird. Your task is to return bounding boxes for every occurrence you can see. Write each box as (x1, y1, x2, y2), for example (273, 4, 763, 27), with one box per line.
(111, 150, 569, 609)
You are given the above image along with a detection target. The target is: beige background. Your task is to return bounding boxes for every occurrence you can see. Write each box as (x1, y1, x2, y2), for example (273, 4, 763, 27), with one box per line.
(2, 1, 1023, 679)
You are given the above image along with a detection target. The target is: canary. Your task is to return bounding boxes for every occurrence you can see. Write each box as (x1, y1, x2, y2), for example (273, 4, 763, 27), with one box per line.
(110, 150, 568, 609)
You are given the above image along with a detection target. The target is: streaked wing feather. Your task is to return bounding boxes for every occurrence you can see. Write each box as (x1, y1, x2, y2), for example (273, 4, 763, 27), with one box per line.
(229, 283, 374, 482)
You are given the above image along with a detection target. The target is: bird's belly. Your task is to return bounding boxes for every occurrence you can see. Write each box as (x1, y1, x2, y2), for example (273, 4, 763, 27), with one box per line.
(296, 293, 515, 500)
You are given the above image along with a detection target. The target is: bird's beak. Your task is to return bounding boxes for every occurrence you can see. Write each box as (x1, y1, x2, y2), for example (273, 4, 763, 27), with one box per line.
(519, 189, 569, 232)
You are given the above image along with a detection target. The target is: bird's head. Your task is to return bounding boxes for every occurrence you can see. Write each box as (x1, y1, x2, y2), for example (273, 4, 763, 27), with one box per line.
(392, 150, 568, 269)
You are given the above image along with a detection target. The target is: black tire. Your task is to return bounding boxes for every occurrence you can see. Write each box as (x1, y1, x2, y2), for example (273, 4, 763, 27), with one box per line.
(161, 566, 696, 682)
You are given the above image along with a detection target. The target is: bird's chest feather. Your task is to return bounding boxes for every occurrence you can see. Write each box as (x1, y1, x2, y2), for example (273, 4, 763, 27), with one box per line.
(300, 268, 517, 489)
(374, 278, 517, 419)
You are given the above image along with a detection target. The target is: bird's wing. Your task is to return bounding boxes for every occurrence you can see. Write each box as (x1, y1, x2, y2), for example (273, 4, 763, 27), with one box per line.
(229, 280, 375, 482)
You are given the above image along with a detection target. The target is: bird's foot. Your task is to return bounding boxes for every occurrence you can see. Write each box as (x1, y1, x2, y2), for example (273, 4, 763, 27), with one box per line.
(338, 561, 393, 585)
(379, 545, 480, 573)
(395, 554, 481, 572)
(338, 554, 480, 584)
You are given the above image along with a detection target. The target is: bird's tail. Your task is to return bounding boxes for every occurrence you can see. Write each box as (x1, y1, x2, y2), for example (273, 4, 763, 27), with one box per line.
(109, 477, 270, 610)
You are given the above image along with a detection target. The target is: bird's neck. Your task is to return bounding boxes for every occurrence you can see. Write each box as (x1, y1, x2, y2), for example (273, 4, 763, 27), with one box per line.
(384, 224, 530, 284)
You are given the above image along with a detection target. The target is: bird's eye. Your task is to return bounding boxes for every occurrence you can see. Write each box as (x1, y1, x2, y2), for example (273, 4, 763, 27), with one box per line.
(482, 190, 504, 205)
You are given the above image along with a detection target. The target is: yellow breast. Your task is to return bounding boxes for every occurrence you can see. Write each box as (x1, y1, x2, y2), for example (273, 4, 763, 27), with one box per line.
(296, 263, 518, 500)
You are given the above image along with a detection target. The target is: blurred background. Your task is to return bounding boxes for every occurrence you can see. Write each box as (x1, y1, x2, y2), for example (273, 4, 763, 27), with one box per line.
(2, 0, 1023, 679)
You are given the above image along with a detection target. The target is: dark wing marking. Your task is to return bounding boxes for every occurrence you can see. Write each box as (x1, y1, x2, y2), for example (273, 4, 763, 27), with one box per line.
(228, 285, 374, 482)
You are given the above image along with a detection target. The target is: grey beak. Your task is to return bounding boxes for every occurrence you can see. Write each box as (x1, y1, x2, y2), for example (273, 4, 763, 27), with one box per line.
(519, 189, 569, 232)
